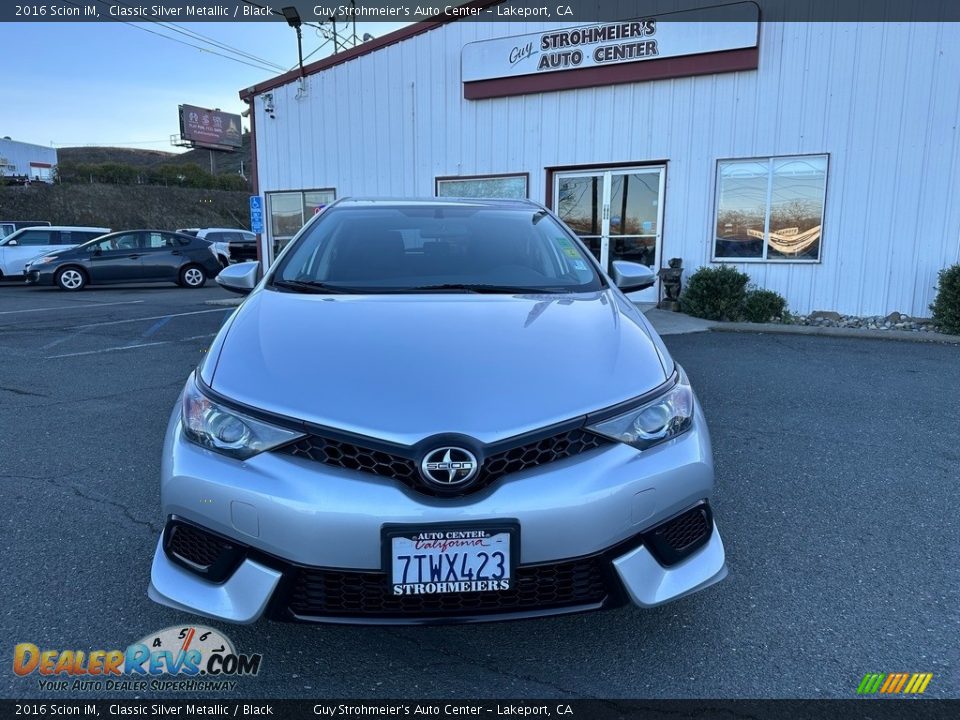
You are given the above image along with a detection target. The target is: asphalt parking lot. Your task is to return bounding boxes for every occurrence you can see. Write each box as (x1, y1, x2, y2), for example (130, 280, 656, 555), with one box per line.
(1, 282, 957, 700)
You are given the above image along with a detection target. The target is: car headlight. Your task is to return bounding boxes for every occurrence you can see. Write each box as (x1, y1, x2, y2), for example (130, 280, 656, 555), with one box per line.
(181, 373, 304, 460)
(34, 255, 59, 264)
(586, 370, 695, 450)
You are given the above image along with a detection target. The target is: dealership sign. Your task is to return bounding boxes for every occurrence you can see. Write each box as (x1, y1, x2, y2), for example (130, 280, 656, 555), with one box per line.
(461, 3, 759, 84)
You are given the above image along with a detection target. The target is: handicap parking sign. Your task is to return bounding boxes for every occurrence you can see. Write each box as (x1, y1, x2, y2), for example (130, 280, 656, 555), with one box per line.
(249, 195, 264, 234)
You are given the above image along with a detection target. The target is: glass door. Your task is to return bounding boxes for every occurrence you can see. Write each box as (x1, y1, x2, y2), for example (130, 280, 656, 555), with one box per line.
(554, 166, 665, 302)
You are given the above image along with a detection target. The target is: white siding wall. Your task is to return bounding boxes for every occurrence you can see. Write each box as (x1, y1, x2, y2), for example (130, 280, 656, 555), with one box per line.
(253, 18, 960, 316)
(0, 139, 57, 180)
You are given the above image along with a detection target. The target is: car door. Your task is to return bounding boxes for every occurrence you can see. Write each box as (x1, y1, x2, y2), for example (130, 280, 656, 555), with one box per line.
(0, 229, 58, 275)
(85, 232, 144, 283)
(139, 232, 182, 282)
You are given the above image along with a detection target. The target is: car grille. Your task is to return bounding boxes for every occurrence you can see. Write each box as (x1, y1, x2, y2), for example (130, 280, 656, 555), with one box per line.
(166, 522, 231, 568)
(277, 428, 610, 495)
(641, 504, 712, 566)
(285, 556, 612, 619)
(660, 507, 710, 551)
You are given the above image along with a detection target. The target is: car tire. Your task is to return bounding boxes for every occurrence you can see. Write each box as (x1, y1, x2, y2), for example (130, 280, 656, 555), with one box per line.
(55, 267, 87, 291)
(179, 264, 207, 288)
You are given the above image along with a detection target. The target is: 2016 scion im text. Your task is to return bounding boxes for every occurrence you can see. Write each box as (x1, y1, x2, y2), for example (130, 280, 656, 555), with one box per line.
(149, 198, 727, 624)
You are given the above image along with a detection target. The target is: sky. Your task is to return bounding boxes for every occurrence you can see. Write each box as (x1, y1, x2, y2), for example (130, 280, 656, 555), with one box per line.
(2, 21, 408, 152)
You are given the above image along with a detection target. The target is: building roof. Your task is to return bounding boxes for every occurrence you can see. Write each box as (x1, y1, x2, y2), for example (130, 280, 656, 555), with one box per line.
(238, 0, 503, 101)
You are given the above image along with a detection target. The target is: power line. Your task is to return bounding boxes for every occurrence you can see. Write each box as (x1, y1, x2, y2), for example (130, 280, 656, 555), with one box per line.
(153, 22, 287, 72)
(53, 140, 173, 146)
(89, 0, 283, 73)
(103, 0, 288, 72)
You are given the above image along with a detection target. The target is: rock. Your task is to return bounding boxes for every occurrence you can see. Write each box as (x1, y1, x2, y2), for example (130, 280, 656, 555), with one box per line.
(809, 310, 842, 322)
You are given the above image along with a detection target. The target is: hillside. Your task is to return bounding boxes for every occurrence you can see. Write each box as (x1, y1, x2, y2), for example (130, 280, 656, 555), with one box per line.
(56, 146, 178, 168)
(58, 132, 252, 177)
(0, 182, 251, 231)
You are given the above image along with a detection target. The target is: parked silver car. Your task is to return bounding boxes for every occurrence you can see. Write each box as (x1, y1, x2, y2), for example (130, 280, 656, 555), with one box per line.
(149, 198, 727, 624)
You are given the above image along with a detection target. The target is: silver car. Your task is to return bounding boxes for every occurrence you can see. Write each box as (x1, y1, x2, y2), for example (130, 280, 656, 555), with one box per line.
(149, 198, 727, 624)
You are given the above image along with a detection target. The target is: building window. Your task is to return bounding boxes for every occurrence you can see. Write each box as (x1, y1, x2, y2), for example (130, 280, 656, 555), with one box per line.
(713, 155, 827, 262)
(267, 188, 336, 255)
(436, 174, 528, 199)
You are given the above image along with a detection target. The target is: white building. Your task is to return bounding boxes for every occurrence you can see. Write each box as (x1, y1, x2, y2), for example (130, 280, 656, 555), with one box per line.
(240, 1, 960, 316)
(0, 137, 57, 183)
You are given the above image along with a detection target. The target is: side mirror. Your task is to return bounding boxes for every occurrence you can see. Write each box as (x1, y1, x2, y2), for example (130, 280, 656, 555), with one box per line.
(6, 239, 17, 246)
(611, 260, 656, 292)
(216, 261, 260, 296)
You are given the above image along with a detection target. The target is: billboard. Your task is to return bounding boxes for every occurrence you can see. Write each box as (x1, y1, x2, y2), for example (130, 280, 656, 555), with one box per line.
(178, 104, 243, 150)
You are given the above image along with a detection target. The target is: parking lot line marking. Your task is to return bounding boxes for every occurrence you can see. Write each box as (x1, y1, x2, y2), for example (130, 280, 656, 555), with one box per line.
(0, 300, 144, 316)
(41, 330, 87, 350)
(44, 332, 218, 359)
(73, 308, 230, 329)
(47, 341, 171, 358)
(142, 316, 172, 337)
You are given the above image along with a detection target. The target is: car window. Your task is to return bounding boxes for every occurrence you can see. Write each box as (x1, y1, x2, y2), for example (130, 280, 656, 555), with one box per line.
(10, 230, 54, 246)
(144, 232, 176, 249)
(205, 232, 229, 242)
(87, 233, 139, 252)
(76, 232, 106, 243)
(273, 205, 602, 293)
(241, 232, 256, 242)
(59, 232, 72, 245)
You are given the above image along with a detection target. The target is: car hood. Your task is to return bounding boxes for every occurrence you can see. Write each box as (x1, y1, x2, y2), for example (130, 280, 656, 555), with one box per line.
(206, 288, 672, 445)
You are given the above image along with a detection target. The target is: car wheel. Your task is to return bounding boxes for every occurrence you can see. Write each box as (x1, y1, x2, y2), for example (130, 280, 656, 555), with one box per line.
(56, 267, 87, 291)
(179, 265, 206, 288)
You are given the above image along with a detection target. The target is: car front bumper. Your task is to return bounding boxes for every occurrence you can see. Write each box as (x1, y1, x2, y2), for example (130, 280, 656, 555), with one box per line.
(149, 401, 727, 624)
(24, 267, 55, 285)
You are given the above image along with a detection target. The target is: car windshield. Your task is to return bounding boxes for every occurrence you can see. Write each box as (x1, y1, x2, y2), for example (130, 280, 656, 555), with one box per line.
(270, 204, 603, 294)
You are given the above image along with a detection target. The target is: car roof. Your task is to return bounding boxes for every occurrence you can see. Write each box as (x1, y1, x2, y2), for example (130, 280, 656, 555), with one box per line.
(8, 225, 110, 232)
(334, 197, 541, 209)
(197, 227, 255, 233)
(102, 229, 192, 234)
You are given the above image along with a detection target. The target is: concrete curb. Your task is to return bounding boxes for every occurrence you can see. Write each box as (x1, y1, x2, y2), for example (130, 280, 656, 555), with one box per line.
(711, 322, 960, 345)
(204, 298, 243, 307)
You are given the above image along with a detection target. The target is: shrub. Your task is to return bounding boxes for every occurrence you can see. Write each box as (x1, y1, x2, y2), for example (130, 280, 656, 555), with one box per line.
(930, 264, 960, 334)
(679, 266, 749, 321)
(742, 288, 788, 323)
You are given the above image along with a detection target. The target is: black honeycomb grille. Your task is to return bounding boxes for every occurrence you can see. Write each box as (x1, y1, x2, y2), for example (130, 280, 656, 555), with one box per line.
(281, 436, 420, 484)
(641, 504, 712, 567)
(167, 523, 229, 568)
(660, 506, 710, 552)
(278, 428, 610, 495)
(482, 430, 608, 482)
(286, 556, 610, 619)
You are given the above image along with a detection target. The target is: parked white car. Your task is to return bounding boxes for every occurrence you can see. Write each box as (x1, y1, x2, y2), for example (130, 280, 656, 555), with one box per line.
(0, 226, 110, 279)
(177, 227, 257, 267)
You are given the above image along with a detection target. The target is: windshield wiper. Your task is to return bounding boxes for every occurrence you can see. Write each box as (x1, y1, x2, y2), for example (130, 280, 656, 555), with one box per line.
(407, 283, 572, 294)
(271, 279, 359, 294)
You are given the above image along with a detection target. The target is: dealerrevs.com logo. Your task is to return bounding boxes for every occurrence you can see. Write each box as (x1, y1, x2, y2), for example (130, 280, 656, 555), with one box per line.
(13, 625, 262, 692)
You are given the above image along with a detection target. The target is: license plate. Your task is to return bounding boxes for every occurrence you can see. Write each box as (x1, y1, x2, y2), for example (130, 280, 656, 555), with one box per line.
(385, 525, 515, 596)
